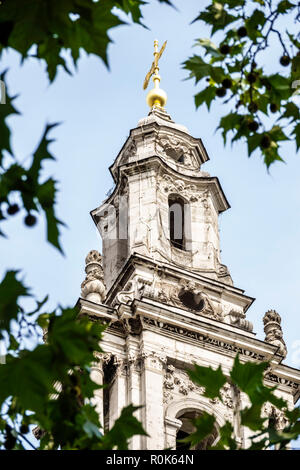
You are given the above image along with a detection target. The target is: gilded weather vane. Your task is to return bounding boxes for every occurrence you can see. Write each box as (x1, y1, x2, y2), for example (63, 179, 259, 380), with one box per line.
(143, 39, 168, 109)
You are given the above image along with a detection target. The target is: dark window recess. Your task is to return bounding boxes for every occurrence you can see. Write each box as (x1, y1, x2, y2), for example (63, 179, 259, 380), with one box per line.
(169, 197, 185, 250)
(176, 430, 190, 450)
(179, 290, 205, 312)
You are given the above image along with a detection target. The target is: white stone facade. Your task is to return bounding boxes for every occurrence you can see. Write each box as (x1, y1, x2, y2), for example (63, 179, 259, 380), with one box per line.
(79, 107, 300, 449)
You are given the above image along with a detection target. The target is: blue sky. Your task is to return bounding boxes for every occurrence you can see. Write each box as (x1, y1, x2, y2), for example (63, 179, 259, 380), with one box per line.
(1, 0, 300, 376)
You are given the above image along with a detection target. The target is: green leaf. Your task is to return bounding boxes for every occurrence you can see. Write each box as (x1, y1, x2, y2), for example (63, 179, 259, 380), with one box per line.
(0, 271, 29, 332)
(292, 123, 300, 151)
(115, 0, 147, 26)
(183, 55, 211, 84)
(247, 133, 262, 156)
(100, 404, 147, 450)
(280, 102, 300, 122)
(188, 363, 226, 400)
(217, 113, 243, 144)
(36, 178, 65, 254)
(47, 308, 104, 365)
(0, 0, 148, 81)
(0, 70, 20, 165)
(28, 123, 59, 182)
(230, 355, 269, 399)
(241, 404, 266, 431)
(262, 146, 285, 168)
(246, 9, 266, 39)
(193, 3, 238, 34)
(195, 38, 223, 59)
(269, 125, 289, 142)
(0, 345, 56, 413)
(212, 421, 237, 450)
(194, 86, 216, 110)
(277, 0, 294, 13)
(230, 355, 287, 409)
(178, 412, 215, 448)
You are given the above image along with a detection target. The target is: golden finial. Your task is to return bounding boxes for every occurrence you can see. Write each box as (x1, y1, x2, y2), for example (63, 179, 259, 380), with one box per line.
(143, 39, 167, 109)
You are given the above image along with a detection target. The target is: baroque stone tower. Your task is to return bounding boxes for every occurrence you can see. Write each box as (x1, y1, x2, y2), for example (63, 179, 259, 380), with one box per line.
(78, 42, 300, 449)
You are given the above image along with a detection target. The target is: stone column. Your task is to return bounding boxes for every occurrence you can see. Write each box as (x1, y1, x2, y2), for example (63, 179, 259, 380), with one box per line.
(109, 358, 128, 429)
(165, 417, 182, 449)
(140, 351, 166, 449)
(90, 360, 104, 429)
(127, 355, 143, 450)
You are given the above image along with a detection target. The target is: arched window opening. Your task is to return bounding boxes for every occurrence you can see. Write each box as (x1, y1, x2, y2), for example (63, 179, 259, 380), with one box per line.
(176, 411, 218, 450)
(169, 196, 185, 250)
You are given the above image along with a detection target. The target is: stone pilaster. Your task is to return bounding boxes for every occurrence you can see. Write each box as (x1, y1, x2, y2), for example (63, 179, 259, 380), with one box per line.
(126, 339, 143, 450)
(164, 417, 182, 449)
(140, 351, 167, 449)
(109, 357, 128, 429)
(90, 357, 104, 429)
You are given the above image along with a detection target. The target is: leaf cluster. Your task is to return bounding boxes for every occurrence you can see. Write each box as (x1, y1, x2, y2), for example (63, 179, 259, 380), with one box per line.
(184, 0, 300, 167)
(181, 355, 300, 450)
(0, 271, 147, 450)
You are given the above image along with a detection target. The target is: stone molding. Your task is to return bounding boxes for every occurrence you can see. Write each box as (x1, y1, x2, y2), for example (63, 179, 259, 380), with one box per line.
(141, 316, 266, 361)
(157, 173, 200, 202)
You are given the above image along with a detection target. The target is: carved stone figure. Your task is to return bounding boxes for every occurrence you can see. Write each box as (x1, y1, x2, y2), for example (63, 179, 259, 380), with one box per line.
(156, 134, 196, 168)
(163, 365, 205, 398)
(158, 173, 199, 202)
(225, 309, 253, 333)
(178, 281, 223, 320)
(262, 403, 288, 431)
(81, 250, 106, 304)
(263, 310, 287, 358)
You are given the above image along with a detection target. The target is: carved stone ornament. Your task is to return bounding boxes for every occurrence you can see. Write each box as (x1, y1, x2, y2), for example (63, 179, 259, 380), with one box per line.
(122, 138, 137, 163)
(114, 277, 152, 306)
(163, 365, 204, 401)
(142, 276, 253, 332)
(178, 281, 223, 321)
(141, 350, 167, 371)
(209, 383, 234, 409)
(263, 310, 287, 358)
(81, 250, 106, 304)
(262, 403, 288, 431)
(142, 316, 266, 361)
(158, 174, 199, 202)
(217, 263, 234, 286)
(156, 134, 196, 168)
(224, 308, 253, 333)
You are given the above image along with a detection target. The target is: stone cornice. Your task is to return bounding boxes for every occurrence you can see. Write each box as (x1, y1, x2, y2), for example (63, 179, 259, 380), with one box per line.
(76, 297, 300, 402)
(104, 253, 254, 310)
(109, 121, 210, 182)
(117, 156, 230, 213)
(91, 155, 230, 224)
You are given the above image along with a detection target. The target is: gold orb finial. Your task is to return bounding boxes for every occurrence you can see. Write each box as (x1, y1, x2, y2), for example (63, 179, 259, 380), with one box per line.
(143, 39, 168, 109)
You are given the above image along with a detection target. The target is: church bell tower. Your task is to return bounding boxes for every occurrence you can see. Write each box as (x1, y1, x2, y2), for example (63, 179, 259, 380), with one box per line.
(78, 41, 300, 449)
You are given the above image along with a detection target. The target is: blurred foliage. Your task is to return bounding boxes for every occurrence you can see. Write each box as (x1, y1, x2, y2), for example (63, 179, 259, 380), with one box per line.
(183, 0, 300, 168)
(179, 355, 300, 450)
(0, 0, 171, 248)
(0, 271, 147, 450)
